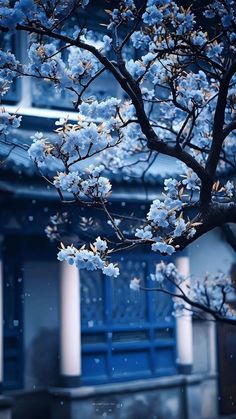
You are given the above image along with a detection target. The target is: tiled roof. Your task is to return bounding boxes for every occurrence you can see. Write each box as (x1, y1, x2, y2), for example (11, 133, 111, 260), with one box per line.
(0, 129, 181, 183)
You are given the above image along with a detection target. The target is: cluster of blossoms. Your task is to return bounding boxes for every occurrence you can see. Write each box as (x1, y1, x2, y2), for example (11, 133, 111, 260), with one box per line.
(67, 46, 101, 81)
(29, 128, 112, 199)
(129, 262, 184, 292)
(134, 174, 199, 255)
(149, 262, 235, 316)
(100, 121, 148, 176)
(128, 0, 235, 59)
(110, 0, 195, 32)
(57, 238, 119, 278)
(204, 1, 235, 33)
(27, 42, 102, 92)
(27, 97, 129, 203)
(0, 49, 21, 138)
(0, 0, 90, 30)
(189, 273, 234, 313)
(176, 71, 212, 110)
(150, 261, 183, 284)
(126, 54, 171, 86)
(28, 132, 59, 169)
(79, 98, 121, 120)
(129, 1, 194, 54)
(0, 108, 21, 137)
(181, 170, 201, 191)
(60, 122, 111, 155)
(27, 42, 67, 87)
(53, 169, 112, 200)
(108, 1, 137, 29)
(141, 0, 195, 35)
(0, 49, 19, 96)
(124, 49, 224, 175)
(28, 97, 122, 169)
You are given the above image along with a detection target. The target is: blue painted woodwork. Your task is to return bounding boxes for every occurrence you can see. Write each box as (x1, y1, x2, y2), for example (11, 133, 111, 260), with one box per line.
(3, 238, 24, 390)
(2, 235, 176, 388)
(1, 202, 177, 388)
(80, 251, 177, 384)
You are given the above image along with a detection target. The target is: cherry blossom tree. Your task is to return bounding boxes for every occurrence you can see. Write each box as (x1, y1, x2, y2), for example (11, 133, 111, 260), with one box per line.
(0, 0, 236, 323)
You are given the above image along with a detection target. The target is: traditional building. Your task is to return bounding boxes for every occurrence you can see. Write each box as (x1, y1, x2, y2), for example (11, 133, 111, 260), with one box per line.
(0, 29, 236, 419)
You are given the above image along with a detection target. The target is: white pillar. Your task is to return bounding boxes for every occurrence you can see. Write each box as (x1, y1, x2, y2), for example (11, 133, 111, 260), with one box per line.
(59, 262, 81, 387)
(175, 256, 193, 374)
(208, 321, 217, 374)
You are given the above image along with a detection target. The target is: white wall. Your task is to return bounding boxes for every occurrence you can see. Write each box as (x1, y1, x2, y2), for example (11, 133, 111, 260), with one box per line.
(189, 227, 235, 277)
(189, 228, 235, 375)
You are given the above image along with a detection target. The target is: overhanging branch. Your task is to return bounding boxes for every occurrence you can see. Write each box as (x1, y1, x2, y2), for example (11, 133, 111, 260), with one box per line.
(0, 22, 211, 187)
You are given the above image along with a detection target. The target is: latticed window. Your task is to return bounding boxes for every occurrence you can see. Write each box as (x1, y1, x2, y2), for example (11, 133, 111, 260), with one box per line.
(80, 251, 176, 384)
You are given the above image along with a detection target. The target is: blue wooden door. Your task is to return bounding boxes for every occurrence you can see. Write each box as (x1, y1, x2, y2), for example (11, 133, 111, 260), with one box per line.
(80, 251, 176, 384)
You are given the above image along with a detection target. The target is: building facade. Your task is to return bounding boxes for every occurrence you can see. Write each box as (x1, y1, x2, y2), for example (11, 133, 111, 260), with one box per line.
(0, 29, 236, 419)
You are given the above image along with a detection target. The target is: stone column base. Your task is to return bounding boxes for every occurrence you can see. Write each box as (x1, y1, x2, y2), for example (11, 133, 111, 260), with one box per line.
(49, 374, 207, 419)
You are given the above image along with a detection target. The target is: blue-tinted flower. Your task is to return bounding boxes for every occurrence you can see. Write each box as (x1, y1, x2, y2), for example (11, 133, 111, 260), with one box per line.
(142, 6, 163, 25)
(164, 178, 179, 199)
(151, 241, 175, 255)
(130, 277, 140, 291)
(126, 59, 145, 80)
(147, 200, 169, 228)
(182, 171, 200, 190)
(173, 218, 186, 237)
(103, 263, 119, 277)
(225, 181, 234, 198)
(135, 226, 153, 239)
(192, 31, 207, 47)
(206, 42, 223, 59)
(57, 246, 77, 265)
(221, 14, 232, 28)
(94, 237, 108, 252)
